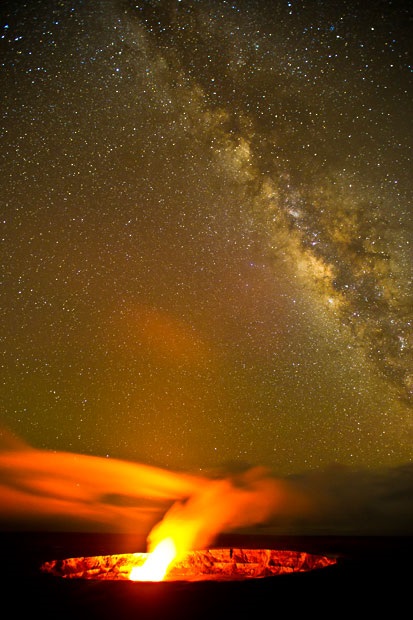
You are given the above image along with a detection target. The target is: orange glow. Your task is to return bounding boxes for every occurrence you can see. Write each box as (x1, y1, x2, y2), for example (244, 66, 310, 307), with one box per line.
(129, 537, 177, 582)
(0, 440, 208, 532)
(42, 548, 338, 581)
(116, 303, 212, 365)
(144, 470, 314, 560)
(0, 433, 316, 551)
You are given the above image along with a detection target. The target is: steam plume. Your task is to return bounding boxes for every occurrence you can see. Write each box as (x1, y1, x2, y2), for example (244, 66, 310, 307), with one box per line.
(146, 467, 313, 554)
(0, 430, 412, 540)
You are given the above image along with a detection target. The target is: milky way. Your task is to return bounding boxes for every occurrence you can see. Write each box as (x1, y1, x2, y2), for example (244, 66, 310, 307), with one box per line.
(1, 0, 412, 475)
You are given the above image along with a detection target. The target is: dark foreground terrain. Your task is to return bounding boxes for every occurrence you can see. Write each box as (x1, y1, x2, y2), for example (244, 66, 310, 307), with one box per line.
(0, 532, 411, 618)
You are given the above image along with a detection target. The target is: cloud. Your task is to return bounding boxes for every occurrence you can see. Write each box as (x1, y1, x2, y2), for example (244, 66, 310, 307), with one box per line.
(0, 429, 205, 533)
(286, 462, 413, 535)
(0, 429, 411, 539)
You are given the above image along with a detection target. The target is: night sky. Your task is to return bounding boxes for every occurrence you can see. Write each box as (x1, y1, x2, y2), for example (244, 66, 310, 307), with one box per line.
(1, 0, 412, 478)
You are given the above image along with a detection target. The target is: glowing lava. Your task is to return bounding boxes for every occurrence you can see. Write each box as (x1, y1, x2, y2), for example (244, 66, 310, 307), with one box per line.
(41, 547, 337, 582)
(129, 537, 177, 582)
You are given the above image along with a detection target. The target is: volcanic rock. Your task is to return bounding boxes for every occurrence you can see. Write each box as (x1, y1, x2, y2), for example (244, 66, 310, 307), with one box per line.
(41, 548, 336, 581)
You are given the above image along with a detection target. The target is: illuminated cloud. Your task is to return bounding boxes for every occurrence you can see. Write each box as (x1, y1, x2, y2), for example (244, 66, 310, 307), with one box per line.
(0, 431, 411, 538)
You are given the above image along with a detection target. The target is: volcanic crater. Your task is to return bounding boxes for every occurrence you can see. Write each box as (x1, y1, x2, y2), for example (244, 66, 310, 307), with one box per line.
(41, 547, 337, 582)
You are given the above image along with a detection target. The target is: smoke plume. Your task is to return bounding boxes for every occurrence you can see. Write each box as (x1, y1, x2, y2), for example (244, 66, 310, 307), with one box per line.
(0, 430, 412, 543)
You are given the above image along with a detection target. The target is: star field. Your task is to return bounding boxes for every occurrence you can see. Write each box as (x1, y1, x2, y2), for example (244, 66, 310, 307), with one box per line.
(1, 0, 412, 476)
